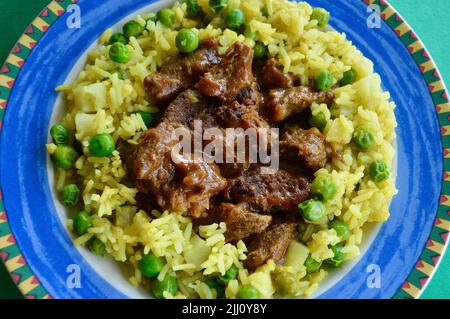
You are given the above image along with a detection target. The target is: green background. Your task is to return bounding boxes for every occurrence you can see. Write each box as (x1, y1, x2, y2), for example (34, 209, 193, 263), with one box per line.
(0, 0, 448, 299)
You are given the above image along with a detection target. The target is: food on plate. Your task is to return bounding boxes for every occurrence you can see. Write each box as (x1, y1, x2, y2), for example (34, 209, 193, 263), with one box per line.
(47, 0, 397, 299)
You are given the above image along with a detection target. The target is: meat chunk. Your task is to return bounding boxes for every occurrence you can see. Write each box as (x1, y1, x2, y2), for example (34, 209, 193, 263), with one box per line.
(245, 220, 296, 270)
(215, 102, 274, 177)
(196, 43, 254, 102)
(266, 86, 334, 122)
(131, 122, 177, 194)
(258, 58, 296, 89)
(164, 91, 268, 132)
(170, 158, 228, 217)
(280, 126, 328, 170)
(161, 90, 219, 130)
(219, 163, 251, 179)
(187, 39, 222, 74)
(216, 101, 269, 130)
(143, 64, 192, 105)
(223, 166, 311, 213)
(237, 82, 263, 107)
(199, 203, 272, 242)
(144, 42, 221, 104)
(129, 122, 227, 218)
(162, 93, 272, 176)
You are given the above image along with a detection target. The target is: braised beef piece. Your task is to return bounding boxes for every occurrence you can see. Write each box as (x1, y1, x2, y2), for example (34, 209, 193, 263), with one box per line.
(257, 58, 296, 89)
(161, 89, 219, 130)
(280, 126, 328, 170)
(266, 86, 334, 122)
(223, 166, 310, 213)
(237, 82, 263, 107)
(245, 219, 296, 270)
(143, 64, 192, 105)
(216, 101, 269, 130)
(129, 122, 227, 218)
(171, 158, 228, 217)
(162, 92, 273, 178)
(198, 203, 272, 242)
(144, 41, 221, 104)
(215, 101, 275, 179)
(130, 122, 176, 194)
(188, 38, 222, 74)
(196, 43, 254, 102)
(219, 163, 251, 179)
(163, 90, 267, 133)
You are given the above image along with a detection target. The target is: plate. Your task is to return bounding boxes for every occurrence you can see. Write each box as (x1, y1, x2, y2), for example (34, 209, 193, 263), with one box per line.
(0, 0, 448, 299)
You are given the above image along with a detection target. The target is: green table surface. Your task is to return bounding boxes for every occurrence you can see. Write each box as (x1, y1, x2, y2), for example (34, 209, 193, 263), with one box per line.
(0, 0, 449, 299)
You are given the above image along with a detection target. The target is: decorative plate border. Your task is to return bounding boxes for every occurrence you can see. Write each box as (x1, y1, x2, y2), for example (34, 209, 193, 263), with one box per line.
(0, 0, 448, 299)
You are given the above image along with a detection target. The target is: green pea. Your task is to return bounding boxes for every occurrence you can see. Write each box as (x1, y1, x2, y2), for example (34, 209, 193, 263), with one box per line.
(209, 0, 228, 13)
(253, 42, 268, 59)
(109, 42, 130, 63)
(305, 255, 322, 273)
(244, 26, 257, 40)
(137, 111, 157, 128)
(88, 237, 106, 256)
(123, 20, 145, 38)
(61, 184, 80, 207)
(353, 128, 374, 150)
(308, 111, 327, 131)
(51, 145, 79, 170)
(274, 272, 299, 297)
(205, 279, 225, 299)
(50, 124, 70, 145)
(157, 8, 176, 28)
(370, 160, 390, 183)
(311, 175, 337, 201)
(217, 265, 238, 284)
(236, 284, 260, 299)
(330, 219, 350, 241)
(261, 5, 269, 18)
(185, 0, 201, 17)
(176, 28, 199, 53)
(315, 69, 333, 91)
(339, 69, 357, 86)
(138, 253, 165, 278)
(151, 275, 178, 299)
(298, 199, 325, 223)
(226, 8, 246, 30)
(108, 32, 127, 45)
(326, 243, 345, 267)
(311, 7, 330, 28)
(88, 133, 115, 157)
(73, 211, 92, 236)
